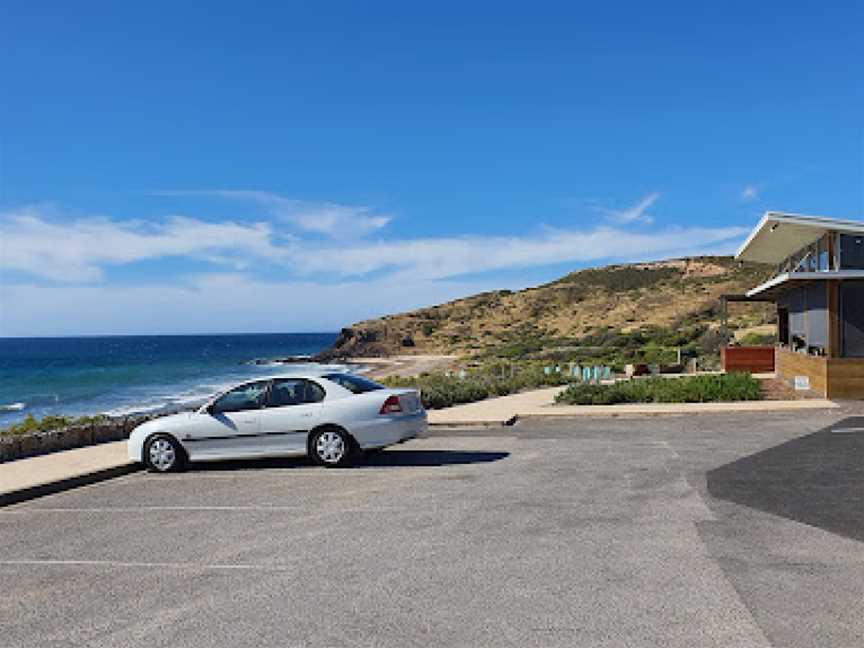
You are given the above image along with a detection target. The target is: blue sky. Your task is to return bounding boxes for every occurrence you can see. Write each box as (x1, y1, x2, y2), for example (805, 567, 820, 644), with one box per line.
(1, 1, 862, 336)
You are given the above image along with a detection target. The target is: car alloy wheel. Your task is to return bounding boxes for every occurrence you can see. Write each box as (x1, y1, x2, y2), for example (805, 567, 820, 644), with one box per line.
(145, 435, 184, 472)
(311, 428, 354, 467)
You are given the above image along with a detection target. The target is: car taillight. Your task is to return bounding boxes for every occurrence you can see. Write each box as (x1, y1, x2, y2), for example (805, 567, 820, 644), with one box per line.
(379, 395, 403, 415)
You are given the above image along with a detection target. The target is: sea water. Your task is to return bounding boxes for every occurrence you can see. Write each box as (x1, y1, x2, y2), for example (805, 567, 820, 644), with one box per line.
(0, 333, 339, 426)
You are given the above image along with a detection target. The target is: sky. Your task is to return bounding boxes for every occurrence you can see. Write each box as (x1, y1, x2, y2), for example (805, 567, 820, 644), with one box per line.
(1, 1, 862, 336)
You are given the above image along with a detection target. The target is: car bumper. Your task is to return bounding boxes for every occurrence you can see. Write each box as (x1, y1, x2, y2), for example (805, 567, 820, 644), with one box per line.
(352, 410, 427, 449)
(127, 427, 147, 463)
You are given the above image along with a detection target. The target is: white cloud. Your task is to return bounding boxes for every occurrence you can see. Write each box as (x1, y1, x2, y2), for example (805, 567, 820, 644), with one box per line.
(740, 185, 759, 202)
(0, 197, 753, 334)
(0, 205, 749, 288)
(0, 274, 505, 336)
(290, 225, 749, 281)
(600, 193, 659, 224)
(0, 208, 278, 282)
(155, 190, 392, 238)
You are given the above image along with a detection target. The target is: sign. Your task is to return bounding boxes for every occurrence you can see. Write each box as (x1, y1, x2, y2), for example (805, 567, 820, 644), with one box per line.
(794, 375, 810, 391)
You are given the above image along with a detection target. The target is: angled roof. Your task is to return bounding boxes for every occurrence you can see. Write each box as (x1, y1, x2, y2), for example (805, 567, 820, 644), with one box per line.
(746, 270, 864, 299)
(735, 212, 864, 264)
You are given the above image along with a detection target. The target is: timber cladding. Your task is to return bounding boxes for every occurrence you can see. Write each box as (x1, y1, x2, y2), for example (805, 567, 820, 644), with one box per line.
(776, 347, 864, 398)
(777, 348, 827, 394)
(826, 357, 864, 399)
(721, 346, 775, 373)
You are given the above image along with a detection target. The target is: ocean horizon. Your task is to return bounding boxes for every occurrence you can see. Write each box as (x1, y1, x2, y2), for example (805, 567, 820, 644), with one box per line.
(0, 332, 340, 426)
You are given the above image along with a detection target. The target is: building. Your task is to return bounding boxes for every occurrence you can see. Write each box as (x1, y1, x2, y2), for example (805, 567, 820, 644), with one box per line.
(733, 211, 864, 398)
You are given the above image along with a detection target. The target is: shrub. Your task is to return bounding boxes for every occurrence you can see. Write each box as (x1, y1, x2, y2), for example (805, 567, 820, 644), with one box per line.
(738, 332, 775, 346)
(1, 413, 108, 437)
(555, 373, 762, 405)
(383, 362, 571, 409)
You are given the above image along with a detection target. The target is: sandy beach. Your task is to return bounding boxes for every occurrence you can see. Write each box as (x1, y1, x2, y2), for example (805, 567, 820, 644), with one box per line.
(352, 354, 460, 379)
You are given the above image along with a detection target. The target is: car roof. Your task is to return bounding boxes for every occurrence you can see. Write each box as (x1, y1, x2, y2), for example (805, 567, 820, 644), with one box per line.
(245, 372, 353, 382)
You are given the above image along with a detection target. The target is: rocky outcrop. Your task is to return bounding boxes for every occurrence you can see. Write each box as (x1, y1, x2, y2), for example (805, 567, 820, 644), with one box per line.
(314, 326, 392, 361)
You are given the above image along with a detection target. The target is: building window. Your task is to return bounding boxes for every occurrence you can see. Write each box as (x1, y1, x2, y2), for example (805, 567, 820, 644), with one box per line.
(840, 235, 864, 270)
(817, 237, 830, 271)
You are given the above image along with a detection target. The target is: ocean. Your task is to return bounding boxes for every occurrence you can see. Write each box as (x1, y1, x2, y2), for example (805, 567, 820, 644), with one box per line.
(0, 333, 340, 427)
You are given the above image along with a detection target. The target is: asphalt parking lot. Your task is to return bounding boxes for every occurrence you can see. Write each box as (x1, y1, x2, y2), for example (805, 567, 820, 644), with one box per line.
(3, 410, 864, 648)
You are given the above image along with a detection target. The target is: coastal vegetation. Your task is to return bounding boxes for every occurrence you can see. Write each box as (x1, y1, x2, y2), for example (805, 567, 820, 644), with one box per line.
(0, 413, 108, 437)
(555, 373, 762, 405)
(737, 331, 776, 346)
(382, 362, 570, 409)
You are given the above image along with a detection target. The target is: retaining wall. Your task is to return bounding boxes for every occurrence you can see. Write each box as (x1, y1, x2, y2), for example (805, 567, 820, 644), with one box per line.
(0, 416, 154, 463)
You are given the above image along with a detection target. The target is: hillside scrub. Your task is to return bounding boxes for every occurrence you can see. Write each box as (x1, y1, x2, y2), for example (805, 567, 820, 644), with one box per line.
(555, 373, 762, 405)
(315, 256, 776, 361)
(1, 414, 108, 437)
(485, 324, 711, 367)
(383, 362, 571, 409)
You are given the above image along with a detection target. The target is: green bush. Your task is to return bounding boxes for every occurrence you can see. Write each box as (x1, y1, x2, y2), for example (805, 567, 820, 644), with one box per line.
(383, 362, 571, 409)
(738, 332, 775, 346)
(555, 373, 762, 405)
(1, 413, 108, 437)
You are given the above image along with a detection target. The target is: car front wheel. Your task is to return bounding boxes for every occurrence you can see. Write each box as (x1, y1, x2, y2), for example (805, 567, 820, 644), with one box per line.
(310, 427, 355, 468)
(144, 434, 186, 473)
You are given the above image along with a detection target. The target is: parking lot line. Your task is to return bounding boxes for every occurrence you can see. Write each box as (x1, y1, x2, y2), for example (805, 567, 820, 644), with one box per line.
(0, 504, 408, 514)
(0, 558, 296, 572)
(0, 505, 311, 513)
(831, 426, 864, 434)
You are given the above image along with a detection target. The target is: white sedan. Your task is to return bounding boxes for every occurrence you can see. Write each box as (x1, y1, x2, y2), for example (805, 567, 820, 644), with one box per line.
(128, 373, 426, 472)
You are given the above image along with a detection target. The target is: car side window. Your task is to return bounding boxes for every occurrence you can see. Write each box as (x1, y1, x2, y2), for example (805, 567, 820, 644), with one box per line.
(211, 381, 269, 414)
(265, 379, 325, 408)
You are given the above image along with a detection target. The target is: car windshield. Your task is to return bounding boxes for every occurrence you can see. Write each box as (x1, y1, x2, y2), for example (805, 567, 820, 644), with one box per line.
(211, 381, 268, 414)
(323, 373, 385, 394)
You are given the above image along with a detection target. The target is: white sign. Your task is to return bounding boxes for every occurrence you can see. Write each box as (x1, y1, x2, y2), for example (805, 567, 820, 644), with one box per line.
(794, 375, 810, 391)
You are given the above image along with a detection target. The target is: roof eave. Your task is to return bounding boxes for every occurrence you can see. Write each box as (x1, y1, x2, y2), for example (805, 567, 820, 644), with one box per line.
(735, 211, 864, 265)
(746, 270, 864, 298)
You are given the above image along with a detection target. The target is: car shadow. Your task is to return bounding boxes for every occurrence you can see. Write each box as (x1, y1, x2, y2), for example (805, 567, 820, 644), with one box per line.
(357, 449, 509, 468)
(187, 449, 510, 472)
(706, 416, 864, 542)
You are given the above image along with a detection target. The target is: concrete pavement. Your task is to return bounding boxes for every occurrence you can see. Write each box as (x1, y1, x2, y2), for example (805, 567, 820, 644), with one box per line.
(2, 410, 864, 647)
(427, 386, 839, 425)
(0, 440, 136, 506)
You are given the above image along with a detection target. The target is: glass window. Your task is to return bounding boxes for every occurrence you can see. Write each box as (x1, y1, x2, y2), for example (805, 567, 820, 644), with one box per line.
(211, 381, 268, 414)
(322, 373, 385, 394)
(816, 238, 827, 271)
(265, 379, 325, 407)
(840, 235, 864, 270)
(818, 250, 829, 271)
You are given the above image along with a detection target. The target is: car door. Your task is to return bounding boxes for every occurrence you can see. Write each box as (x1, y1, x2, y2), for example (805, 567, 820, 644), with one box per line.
(184, 380, 269, 459)
(256, 378, 325, 455)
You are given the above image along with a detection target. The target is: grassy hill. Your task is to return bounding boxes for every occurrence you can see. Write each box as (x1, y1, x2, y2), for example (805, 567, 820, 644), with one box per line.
(318, 256, 776, 367)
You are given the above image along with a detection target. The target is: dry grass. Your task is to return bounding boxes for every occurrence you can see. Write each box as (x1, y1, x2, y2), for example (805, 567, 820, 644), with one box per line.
(324, 256, 775, 360)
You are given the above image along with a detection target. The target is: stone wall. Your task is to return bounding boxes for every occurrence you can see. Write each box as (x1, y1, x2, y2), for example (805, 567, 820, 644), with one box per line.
(0, 415, 155, 463)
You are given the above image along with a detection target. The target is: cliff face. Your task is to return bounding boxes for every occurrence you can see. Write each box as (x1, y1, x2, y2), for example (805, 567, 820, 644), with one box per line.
(316, 256, 775, 360)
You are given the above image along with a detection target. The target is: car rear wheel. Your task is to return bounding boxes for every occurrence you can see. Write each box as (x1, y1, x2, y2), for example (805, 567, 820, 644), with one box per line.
(310, 427, 355, 468)
(144, 434, 186, 473)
